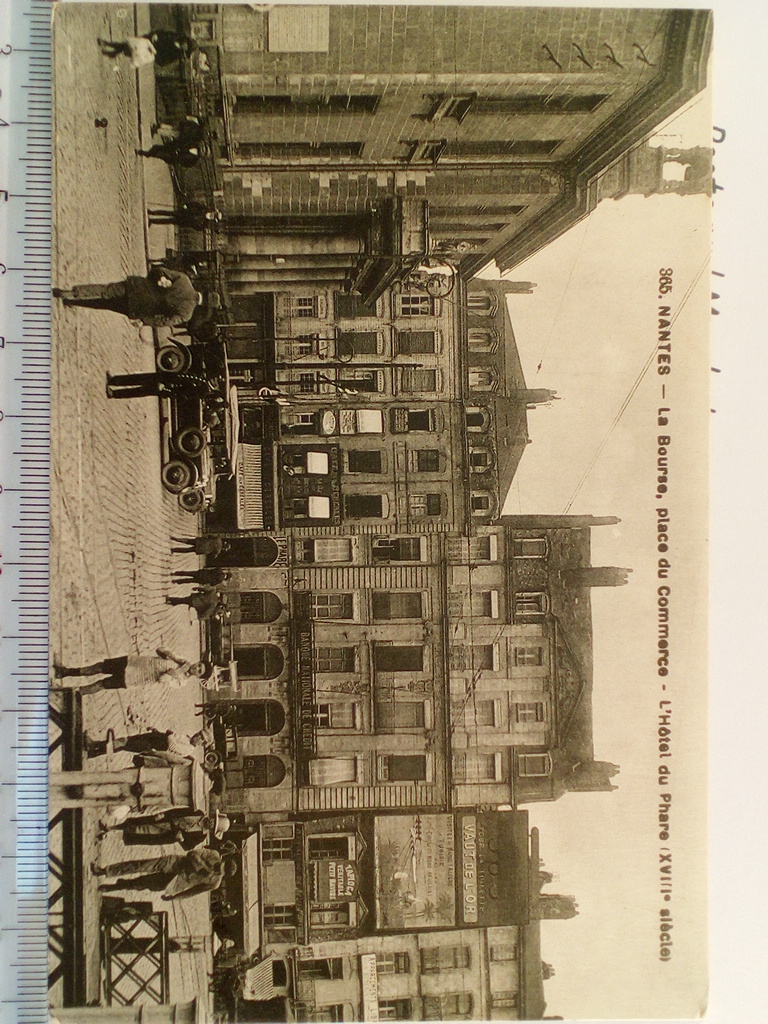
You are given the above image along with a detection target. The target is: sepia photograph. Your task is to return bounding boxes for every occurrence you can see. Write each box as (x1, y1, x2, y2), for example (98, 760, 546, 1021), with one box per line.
(48, 5, 712, 1022)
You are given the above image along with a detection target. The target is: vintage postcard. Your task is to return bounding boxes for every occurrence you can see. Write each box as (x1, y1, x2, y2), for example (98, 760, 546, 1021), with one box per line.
(48, 5, 712, 1022)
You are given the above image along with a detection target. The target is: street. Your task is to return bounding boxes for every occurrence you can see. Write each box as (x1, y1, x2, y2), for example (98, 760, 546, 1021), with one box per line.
(50, 3, 213, 1007)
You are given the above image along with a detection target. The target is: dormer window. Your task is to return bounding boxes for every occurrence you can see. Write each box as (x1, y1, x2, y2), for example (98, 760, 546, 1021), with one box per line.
(423, 94, 477, 123)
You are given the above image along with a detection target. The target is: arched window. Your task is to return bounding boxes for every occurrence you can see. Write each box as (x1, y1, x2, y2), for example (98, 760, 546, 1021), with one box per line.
(243, 754, 287, 788)
(469, 447, 493, 472)
(468, 368, 497, 391)
(231, 699, 286, 736)
(466, 292, 497, 315)
(465, 406, 490, 432)
(468, 328, 498, 353)
(252, 536, 280, 566)
(235, 644, 285, 680)
(470, 491, 494, 516)
(239, 591, 284, 623)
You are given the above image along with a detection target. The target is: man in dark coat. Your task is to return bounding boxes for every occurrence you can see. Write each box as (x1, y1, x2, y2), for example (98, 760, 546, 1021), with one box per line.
(170, 535, 229, 557)
(172, 567, 232, 587)
(54, 265, 201, 328)
(105, 371, 220, 400)
(148, 202, 223, 231)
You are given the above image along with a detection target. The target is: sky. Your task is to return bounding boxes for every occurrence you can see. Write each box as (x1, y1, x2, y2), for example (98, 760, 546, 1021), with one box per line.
(478, 95, 712, 1018)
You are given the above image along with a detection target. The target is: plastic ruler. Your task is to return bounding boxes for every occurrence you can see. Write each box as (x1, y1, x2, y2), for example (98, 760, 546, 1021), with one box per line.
(0, 0, 52, 1022)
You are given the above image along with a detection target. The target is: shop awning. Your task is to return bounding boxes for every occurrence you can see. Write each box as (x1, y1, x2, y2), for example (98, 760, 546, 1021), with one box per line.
(242, 833, 261, 956)
(236, 444, 264, 530)
(243, 954, 277, 1002)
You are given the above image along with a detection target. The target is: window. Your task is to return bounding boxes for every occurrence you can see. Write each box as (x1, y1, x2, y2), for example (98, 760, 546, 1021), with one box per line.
(310, 905, 352, 927)
(410, 492, 443, 517)
(475, 699, 497, 727)
(470, 492, 491, 514)
(297, 957, 344, 980)
(263, 837, 294, 862)
(373, 645, 424, 672)
(468, 328, 497, 352)
(468, 369, 495, 390)
(347, 449, 383, 474)
(453, 751, 501, 783)
(397, 294, 435, 317)
(469, 447, 492, 472)
(469, 535, 498, 562)
(300, 538, 353, 563)
(472, 590, 499, 618)
(243, 755, 287, 788)
(490, 944, 518, 962)
(293, 296, 319, 318)
(514, 592, 548, 616)
(378, 754, 427, 782)
(518, 752, 552, 777)
(237, 94, 381, 114)
(420, 946, 471, 973)
(239, 591, 283, 624)
(473, 93, 607, 114)
(315, 702, 358, 729)
(471, 643, 495, 670)
(515, 702, 545, 723)
(308, 835, 352, 860)
(239, 141, 364, 158)
(491, 992, 519, 1010)
(285, 411, 318, 434)
(264, 904, 296, 927)
(372, 592, 423, 620)
(338, 370, 380, 393)
(391, 407, 437, 432)
(465, 407, 489, 430)
(396, 330, 436, 353)
(311, 1006, 344, 1023)
(422, 995, 473, 1021)
(337, 330, 378, 355)
(378, 1000, 412, 1021)
(400, 368, 438, 393)
(416, 449, 441, 473)
(376, 700, 426, 731)
(424, 94, 476, 122)
(334, 292, 378, 318)
(373, 537, 422, 562)
(513, 537, 548, 558)
(401, 138, 447, 163)
(309, 757, 358, 785)
(315, 646, 356, 673)
(446, 139, 560, 156)
(345, 493, 385, 518)
(289, 496, 332, 520)
(234, 699, 286, 738)
(466, 293, 495, 314)
(312, 593, 354, 619)
(235, 645, 284, 680)
(514, 646, 543, 667)
(376, 952, 411, 975)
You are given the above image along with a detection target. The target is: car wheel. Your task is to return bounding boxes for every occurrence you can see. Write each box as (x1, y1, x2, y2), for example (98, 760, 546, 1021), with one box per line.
(157, 343, 192, 373)
(162, 459, 195, 494)
(178, 486, 206, 514)
(174, 426, 207, 457)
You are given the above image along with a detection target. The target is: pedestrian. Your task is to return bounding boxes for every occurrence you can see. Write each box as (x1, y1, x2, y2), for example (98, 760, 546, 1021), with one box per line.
(166, 589, 229, 621)
(97, 30, 195, 69)
(52, 648, 210, 696)
(144, 29, 197, 66)
(171, 535, 229, 557)
(84, 726, 212, 759)
(148, 202, 224, 232)
(54, 265, 201, 328)
(101, 809, 231, 850)
(172, 568, 232, 587)
(150, 116, 205, 149)
(105, 370, 220, 401)
(136, 140, 202, 168)
(93, 847, 235, 900)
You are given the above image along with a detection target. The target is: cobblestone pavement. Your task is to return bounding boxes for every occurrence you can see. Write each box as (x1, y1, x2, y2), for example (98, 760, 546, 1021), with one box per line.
(50, 4, 213, 1008)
